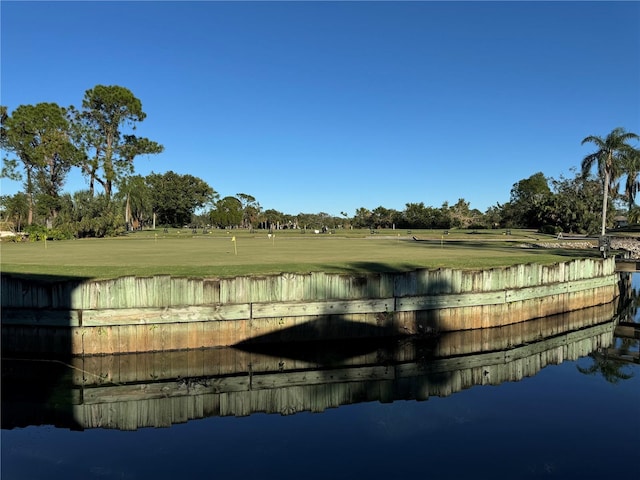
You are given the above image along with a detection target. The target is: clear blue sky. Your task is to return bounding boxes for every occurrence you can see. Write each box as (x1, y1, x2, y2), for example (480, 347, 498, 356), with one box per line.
(1, 1, 639, 217)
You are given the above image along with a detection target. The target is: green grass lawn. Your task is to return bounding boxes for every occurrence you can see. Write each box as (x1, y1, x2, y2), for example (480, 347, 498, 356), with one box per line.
(0, 228, 600, 280)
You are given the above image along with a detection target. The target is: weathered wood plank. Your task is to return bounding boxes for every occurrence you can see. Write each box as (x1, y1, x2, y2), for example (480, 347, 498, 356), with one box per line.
(0, 308, 81, 327)
(397, 291, 506, 311)
(505, 275, 617, 302)
(251, 366, 395, 390)
(81, 304, 251, 326)
(252, 298, 394, 318)
(81, 376, 251, 404)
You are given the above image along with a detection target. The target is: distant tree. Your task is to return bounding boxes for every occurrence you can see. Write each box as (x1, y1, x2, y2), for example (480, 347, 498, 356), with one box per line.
(116, 175, 152, 229)
(64, 190, 125, 238)
(371, 206, 396, 228)
(483, 204, 503, 229)
(303, 212, 341, 230)
(511, 172, 550, 202)
(210, 196, 243, 228)
(403, 203, 427, 228)
(508, 172, 552, 228)
(628, 205, 640, 225)
(282, 213, 298, 229)
(296, 212, 314, 229)
(352, 208, 372, 228)
(236, 193, 261, 229)
(581, 127, 639, 236)
(497, 201, 519, 229)
(72, 85, 163, 200)
(297, 212, 330, 230)
(339, 211, 351, 229)
(316, 212, 335, 229)
(146, 171, 216, 227)
(258, 209, 284, 230)
(401, 202, 446, 229)
(1, 103, 81, 224)
(0, 193, 29, 232)
(539, 170, 603, 234)
(448, 198, 477, 228)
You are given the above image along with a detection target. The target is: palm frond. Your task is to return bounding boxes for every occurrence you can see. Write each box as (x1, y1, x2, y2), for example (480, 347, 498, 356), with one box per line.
(581, 134, 605, 147)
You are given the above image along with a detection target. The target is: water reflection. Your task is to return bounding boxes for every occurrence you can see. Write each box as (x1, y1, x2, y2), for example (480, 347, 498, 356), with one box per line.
(2, 277, 640, 480)
(576, 272, 639, 382)
(2, 297, 633, 431)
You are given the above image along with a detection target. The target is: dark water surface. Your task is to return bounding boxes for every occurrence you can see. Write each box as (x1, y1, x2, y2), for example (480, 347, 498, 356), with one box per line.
(2, 277, 639, 480)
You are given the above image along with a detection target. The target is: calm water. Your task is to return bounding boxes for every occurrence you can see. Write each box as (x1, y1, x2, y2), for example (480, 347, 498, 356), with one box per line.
(2, 277, 639, 480)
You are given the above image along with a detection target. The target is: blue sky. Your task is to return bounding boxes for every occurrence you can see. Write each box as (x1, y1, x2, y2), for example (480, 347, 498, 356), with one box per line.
(1, 1, 639, 217)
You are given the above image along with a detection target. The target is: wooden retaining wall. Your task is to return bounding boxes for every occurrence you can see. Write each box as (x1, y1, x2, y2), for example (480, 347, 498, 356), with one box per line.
(1, 258, 620, 355)
(1, 302, 618, 430)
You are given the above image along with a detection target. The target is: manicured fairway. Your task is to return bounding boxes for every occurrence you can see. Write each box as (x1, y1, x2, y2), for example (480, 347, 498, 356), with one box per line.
(0, 229, 598, 280)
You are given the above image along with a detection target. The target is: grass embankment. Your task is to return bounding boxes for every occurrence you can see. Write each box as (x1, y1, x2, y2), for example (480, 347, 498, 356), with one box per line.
(0, 228, 600, 281)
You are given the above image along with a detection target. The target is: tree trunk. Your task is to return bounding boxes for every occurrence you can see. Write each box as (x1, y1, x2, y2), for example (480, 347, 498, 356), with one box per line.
(25, 169, 34, 225)
(105, 180, 112, 202)
(27, 200, 33, 226)
(601, 164, 610, 237)
(125, 194, 131, 226)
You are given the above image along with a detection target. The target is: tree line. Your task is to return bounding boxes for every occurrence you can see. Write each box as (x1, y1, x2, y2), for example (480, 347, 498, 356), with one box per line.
(1, 85, 639, 238)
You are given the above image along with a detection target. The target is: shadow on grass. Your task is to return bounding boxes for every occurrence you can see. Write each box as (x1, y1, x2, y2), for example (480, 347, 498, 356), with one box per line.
(409, 237, 602, 259)
(0, 272, 95, 283)
(321, 261, 425, 275)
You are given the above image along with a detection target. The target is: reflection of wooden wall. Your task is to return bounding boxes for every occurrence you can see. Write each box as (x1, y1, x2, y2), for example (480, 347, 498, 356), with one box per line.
(1, 258, 620, 354)
(72, 301, 618, 386)
(67, 312, 616, 430)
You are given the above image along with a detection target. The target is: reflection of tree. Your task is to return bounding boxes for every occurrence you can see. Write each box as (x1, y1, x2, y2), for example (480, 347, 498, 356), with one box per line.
(583, 273, 640, 383)
(618, 274, 640, 321)
(577, 350, 634, 384)
(625, 278, 640, 322)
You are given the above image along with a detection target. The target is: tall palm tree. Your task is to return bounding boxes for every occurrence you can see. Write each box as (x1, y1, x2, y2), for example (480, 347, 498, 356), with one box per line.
(619, 146, 640, 215)
(581, 127, 639, 236)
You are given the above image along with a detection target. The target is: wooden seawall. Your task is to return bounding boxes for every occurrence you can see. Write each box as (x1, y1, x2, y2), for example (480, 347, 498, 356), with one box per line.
(1, 258, 620, 355)
(1, 302, 618, 430)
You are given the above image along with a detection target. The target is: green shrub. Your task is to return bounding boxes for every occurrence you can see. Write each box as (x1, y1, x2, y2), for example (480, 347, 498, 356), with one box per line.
(467, 223, 488, 230)
(48, 226, 75, 240)
(23, 224, 48, 241)
(539, 224, 561, 235)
